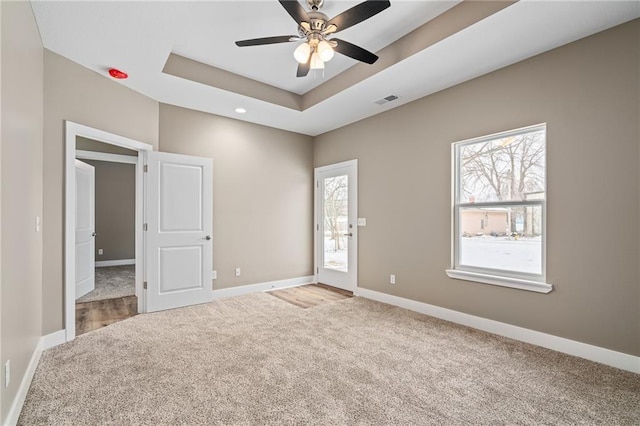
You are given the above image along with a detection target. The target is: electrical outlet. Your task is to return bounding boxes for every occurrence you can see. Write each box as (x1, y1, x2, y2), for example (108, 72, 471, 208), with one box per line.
(235, 268, 241, 277)
(4, 360, 10, 388)
(212, 270, 217, 280)
(98, 248, 103, 255)
(390, 274, 396, 285)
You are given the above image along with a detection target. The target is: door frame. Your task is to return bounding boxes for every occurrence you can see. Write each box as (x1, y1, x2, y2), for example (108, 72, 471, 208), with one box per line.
(314, 159, 358, 292)
(64, 121, 152, 342)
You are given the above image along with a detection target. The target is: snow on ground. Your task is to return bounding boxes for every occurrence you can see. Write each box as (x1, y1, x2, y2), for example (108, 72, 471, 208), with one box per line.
(461, 237, 541, 274)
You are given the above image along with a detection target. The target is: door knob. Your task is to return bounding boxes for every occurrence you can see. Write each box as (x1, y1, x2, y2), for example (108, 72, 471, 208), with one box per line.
(204, 235, 212, 240)
(92, 232, 97, 237)
(343, 233, 353, 237)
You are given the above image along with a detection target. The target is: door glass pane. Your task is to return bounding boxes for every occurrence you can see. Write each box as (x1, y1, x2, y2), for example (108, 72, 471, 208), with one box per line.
(323, 175, 348, 272)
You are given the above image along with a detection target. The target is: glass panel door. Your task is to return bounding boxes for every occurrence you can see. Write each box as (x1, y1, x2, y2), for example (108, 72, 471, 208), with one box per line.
(315, 160, 357, 292)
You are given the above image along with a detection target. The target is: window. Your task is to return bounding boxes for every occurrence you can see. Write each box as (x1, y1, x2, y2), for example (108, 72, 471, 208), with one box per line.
(446, 124, 552, 293)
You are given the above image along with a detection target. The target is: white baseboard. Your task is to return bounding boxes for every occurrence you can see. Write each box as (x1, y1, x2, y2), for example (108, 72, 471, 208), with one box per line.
(42, 330, 66, 350)
(95, 259, 135, 267)
(5, 340, 43, 426)
(212, 275, 314, 300)
(355, 287, 640, 374)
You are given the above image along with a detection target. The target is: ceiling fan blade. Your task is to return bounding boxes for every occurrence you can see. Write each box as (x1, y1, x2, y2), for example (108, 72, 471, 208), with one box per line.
(279, 0, 309, 25)
(327, 0, 390, 33)
(332, 38, 378, 64)
(235, 36, 298, 47)
(297, 62, 310, 77)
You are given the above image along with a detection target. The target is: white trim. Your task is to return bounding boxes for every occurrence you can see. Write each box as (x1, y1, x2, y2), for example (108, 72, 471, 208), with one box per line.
(211, 276, 314, 300)
(5, 340, 42, 426)
(451, 123, 548, 291)
(355, 288, 640, 374)
(65, 121, 152, 343)
(5, 330, 69, 425)
(95, 259, 136, 267)
(42, 330, 66, 350)
(445, 269, 552, 293)
(75, 149, 138, 164)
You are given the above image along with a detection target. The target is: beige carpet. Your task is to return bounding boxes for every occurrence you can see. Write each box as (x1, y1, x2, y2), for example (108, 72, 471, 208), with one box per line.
(76, 265, 135, 303)
(19, 293, 640, 425)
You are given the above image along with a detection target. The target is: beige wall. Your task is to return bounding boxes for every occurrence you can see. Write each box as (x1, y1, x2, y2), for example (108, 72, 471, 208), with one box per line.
(83, 160, 135, 262)
(314, 20, 640, 356)
(42, 51, 159, 334)
(159, 104, 314, 288)
(1, 1, 43, 422)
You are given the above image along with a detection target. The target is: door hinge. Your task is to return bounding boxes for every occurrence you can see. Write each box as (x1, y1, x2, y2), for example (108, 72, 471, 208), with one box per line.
(316, 224, 319, 231)
(316, 267, 319, 273)
(143, 164, 148, 173)
(143, 281, 147, 290)
(143, 223, 148, 231)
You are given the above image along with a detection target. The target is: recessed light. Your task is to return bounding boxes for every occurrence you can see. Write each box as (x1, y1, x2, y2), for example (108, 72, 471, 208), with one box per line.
(235, 107, 247, 114)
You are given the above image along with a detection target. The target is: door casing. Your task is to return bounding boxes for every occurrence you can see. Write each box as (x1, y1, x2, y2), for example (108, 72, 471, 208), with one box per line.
(64, 121, 152, 342)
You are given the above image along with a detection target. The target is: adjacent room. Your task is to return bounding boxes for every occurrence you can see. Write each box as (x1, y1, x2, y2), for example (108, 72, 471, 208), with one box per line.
(2, 0, 639, 424)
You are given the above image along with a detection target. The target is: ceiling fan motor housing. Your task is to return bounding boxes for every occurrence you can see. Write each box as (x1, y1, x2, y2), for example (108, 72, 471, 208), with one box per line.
(306, 11, 329, 32)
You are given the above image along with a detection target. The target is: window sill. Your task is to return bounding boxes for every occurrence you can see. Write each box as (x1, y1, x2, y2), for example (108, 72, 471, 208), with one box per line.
(445, 269, 553, 293)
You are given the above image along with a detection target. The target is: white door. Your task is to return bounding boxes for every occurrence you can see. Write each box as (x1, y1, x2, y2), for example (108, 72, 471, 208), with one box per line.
(145, 151, 213, 312)
(75, 159, 95, 299)
(315, 160, 358, 292)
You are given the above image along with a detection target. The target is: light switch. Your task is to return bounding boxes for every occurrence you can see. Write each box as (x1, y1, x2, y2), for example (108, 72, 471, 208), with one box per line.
(357, 218, 366, 227)
(35, 216, 41, 232)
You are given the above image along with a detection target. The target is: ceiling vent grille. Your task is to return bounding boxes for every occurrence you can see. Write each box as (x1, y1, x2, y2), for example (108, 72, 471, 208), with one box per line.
(374, 95, 399, 105)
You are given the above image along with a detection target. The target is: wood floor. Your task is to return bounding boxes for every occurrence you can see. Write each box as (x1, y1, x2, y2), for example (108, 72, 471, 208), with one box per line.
(76, 296, 138, 336)
(76, 284, 348, 334)
(268, 283, 353, 308)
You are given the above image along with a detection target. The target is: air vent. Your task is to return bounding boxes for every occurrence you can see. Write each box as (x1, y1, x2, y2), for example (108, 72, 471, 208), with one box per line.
(374, 95, 399, 106)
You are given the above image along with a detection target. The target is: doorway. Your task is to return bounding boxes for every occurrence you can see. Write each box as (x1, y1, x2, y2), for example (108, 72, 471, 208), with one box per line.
(65, 122, 152, 341)
(65, 121, 214, 342)
(314, 160, 358, 292)
(74, 140, 139, 335)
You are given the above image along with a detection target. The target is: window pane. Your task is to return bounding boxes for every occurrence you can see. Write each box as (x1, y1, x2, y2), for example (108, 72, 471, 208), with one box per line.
(323, 175, 348, 272)
(459, 205, 542, 275)
(459, 129, 545, 203)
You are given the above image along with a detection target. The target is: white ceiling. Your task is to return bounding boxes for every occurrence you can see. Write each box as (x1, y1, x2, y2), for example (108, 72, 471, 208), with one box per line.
(31, 1, 640, 136)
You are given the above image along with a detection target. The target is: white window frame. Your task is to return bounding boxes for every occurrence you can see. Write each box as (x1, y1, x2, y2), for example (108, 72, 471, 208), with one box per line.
(446, 123, 552, 293)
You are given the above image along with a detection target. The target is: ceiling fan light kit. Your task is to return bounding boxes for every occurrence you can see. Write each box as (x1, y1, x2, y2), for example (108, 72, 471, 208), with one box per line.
(235, 0, 391, 77)
(317, 40, 334, 62)
(310, 51, 325, 70)
(294, 42, 311, 63)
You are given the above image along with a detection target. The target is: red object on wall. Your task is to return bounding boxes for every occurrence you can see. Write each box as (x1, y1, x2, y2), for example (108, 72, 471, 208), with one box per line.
(108, 68, 128, 79)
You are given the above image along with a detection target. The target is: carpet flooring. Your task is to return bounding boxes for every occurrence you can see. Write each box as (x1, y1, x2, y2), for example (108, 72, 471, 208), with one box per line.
(19, 293, 640, 425)
(76, 265, 135, 303)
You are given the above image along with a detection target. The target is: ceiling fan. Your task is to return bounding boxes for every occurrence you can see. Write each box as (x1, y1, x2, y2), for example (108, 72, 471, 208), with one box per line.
(235, 0, 391, 77)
